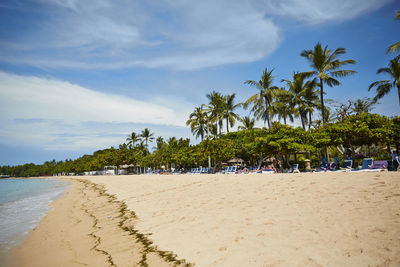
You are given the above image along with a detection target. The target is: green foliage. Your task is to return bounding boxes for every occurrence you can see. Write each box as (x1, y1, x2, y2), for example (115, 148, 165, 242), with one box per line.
(1, 117, 398, 177)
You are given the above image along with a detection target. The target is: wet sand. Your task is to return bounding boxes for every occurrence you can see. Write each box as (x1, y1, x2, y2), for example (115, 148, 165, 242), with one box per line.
(10, 171, 400, 266)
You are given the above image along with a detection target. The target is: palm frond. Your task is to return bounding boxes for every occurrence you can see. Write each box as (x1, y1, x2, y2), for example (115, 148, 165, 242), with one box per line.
(331, 69, 357, 78)
(368, 80, 391, 91)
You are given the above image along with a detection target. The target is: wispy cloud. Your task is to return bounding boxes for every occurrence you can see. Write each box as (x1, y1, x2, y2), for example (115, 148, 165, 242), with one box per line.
(0, 72, 191, 150)
(1, 0, 389, 71)
(263, 0, 392, 25)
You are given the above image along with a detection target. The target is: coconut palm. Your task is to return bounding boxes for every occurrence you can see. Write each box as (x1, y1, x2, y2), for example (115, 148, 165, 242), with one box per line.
(222, 93, 242, 132)
(140, 128, 154, 147)
(351, 98, 376, 115)
(244, 68, 279, 128)
(238, 116, 256, 130)
(186, 106, 208, 141)
(272, 88, 295, 125)
(155, 136, 165, 150)
(281, 73, 318, 129)
(387, 11, 400, 55)
(126, 132, 141, 149)
(204, 91, 225, 135)
(369, 57, 400, 105)
(301, 43, 356, 124)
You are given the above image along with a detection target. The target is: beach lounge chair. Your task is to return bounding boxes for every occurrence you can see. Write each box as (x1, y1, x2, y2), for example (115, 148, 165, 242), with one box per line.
(338, 159, 353, 172)
(352, 158, 373, 171)
(320, 158, 328, 169)
(261, 168, 275, 174)
(226, 166, 237, 174)
(315, 162, 336, 172)
(359, 160, 388, 172)
(292, 164, 300, 173)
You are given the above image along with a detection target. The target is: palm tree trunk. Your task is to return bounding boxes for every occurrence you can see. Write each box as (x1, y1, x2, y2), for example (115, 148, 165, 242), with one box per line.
(226, 117, 229, 132)
(265, 96, 271, 128)
(300, 112, 306, 130)
(397, 84, 400, 105)
(319, 78, 325, 124)
(283, 116, 287, 125)
(319, 77, 329, 161)
(308, 111, 312, 130)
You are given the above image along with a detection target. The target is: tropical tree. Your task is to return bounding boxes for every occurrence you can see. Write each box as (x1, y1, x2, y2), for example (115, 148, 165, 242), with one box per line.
(368, 57, 400, 106)
(387, 11, 400, 55)
(351, 98, 376, 115)
(126, 132, 141, 149)
(204, 91, 224, 135)
(244, 68, 278, 128)
(155, 136, 165, 150)
(272, 88, 295, 125)
(186, 106, 209, 141)
(222, 93, 242, 132)
(238, 116, 256, 130)
(140, 128, 154, 147)
(281, 73, 318, 129)
(301, 43, 356, 124)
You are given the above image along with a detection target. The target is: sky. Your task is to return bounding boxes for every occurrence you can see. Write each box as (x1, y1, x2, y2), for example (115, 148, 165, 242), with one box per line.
(0, 0, 399, 166)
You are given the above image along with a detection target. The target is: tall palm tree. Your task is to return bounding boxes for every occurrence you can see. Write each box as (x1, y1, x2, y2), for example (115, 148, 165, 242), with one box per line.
(204, 91, 224, 135)
(238, 116, 256, 130)
(303, 83, 320, 129)
(387, 11, 400, 55)
(272, 88, 295, 125)
(186, 106, 208, 141)
(244, 68, 279, 128)
(126, 132, 141, 149)
(155, 136, 165, 150)
(301, 43, 356, 124)
(140, 128, 154, 147)
(222, 93, 242, 132)
(369, 57, 400, 106)
(281, 73, 318, 129)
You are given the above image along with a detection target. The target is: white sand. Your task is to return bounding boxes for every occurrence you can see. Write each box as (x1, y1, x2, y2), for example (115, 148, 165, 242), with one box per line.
(82, 172, 400, 266)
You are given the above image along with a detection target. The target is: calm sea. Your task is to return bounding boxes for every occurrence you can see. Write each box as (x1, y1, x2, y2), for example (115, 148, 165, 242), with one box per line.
(0, 178, 70, 263)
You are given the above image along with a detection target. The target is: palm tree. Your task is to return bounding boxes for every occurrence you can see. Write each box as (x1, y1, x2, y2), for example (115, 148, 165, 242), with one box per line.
(222, 93, 242, 132)
(186, 106, 208, 141)
(238, 116, 255, 130)
(204, 91, 225, 135)
(369, 57, 400, 106)
(301, 43, 356, 124)
(281, 73, 318, 129)
(387, 11, 400, 55)
(140, 128, 154, 147)
(303, 83, 320, 129)
(244, 68, 279, 128)
(126, 132, 141, 149)
(272, 88, 295, 125)
(155, 136, 165, 150)
(351, 98, 376, 115)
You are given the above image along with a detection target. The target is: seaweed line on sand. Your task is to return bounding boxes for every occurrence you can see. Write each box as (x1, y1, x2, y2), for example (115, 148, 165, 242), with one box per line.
(77, 179, 193, 267)
(78, 182, 117, 266)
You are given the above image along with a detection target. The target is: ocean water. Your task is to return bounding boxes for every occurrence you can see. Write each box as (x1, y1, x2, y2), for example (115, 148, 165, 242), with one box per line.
(0, 178, 70, 263)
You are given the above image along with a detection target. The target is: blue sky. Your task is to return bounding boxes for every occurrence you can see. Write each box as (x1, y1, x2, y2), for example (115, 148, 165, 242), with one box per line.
(0, 0, 399, 165)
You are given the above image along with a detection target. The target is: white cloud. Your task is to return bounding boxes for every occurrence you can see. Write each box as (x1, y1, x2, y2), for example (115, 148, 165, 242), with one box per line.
(0, 0, 392, 70)
(262, 0, 392, 24)
(0, 72, 192, 150)
(0, 72, 187, 125)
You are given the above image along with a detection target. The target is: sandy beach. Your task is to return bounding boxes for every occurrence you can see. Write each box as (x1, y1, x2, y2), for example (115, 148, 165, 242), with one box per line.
(10, 172, 400, 266)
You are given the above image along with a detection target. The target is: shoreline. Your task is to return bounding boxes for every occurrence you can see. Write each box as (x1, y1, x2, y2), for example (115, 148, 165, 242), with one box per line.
(8, 178, 191, 267)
